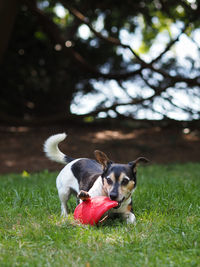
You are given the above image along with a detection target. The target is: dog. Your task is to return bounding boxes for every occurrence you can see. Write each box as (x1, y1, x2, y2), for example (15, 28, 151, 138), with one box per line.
(44, 133, 149, 224)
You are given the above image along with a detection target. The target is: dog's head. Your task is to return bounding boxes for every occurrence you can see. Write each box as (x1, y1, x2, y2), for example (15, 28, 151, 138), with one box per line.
(94, 150, 149, 206)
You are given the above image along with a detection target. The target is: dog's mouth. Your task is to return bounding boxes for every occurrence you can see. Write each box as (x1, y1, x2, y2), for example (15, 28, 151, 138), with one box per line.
(113, 197, 125, 209)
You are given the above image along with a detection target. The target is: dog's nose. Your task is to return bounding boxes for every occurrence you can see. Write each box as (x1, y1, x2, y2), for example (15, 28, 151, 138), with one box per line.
(110, 192, 118, 200)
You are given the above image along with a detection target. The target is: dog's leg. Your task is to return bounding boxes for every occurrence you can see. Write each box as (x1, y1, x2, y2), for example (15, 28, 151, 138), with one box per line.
(123, 212, 136, 224)
(77, 176, 103, 202)
(56, 161, 80, 218)
(123, 200, 136, 224)
(77, 190, 90, 201)
(61, 203, 68, 217)
(58, 187, 71, 218)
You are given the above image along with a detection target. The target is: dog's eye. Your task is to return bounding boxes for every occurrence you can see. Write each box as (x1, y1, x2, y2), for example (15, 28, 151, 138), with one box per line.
(121, 177, 129, 186)
(106, 177, 113, 185)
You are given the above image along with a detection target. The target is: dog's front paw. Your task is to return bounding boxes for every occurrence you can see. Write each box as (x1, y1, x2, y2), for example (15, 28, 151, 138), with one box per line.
(123, 212, 136, 225)
(77, 190, 91, 201)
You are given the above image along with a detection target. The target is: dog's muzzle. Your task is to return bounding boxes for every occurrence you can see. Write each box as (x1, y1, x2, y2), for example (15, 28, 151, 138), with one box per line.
(114, 197, 125, 209)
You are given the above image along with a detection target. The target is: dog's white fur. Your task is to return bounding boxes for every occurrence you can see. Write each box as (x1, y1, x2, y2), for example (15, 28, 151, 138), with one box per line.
(44, 133, 67, 164)
(44, 134, 136, 224)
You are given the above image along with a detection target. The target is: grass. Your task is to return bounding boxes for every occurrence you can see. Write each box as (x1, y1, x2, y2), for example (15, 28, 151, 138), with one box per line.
(0, 164, 200, 267)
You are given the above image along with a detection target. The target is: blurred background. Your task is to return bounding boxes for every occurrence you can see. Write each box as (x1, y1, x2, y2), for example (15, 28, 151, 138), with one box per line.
(0, 0, 200, 173)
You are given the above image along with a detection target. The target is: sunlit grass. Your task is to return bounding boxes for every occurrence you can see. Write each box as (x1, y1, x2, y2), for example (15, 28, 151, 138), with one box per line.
(0, 164, 200, 266)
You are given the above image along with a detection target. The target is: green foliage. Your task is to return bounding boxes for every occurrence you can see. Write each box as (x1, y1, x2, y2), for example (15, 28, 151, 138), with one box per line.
(0, 0, 200, 121)
(0, 164, 200, 266)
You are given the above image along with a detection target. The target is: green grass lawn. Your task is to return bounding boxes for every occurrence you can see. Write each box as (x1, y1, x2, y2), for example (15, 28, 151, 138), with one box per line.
(0, 164, 200, 267)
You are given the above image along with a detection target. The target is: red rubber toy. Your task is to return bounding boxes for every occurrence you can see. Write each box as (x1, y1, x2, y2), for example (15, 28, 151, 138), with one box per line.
(74, 196, 118, 226)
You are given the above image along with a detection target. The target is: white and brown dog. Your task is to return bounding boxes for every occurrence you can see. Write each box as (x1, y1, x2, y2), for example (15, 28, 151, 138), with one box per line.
(44, 133, 148, 224)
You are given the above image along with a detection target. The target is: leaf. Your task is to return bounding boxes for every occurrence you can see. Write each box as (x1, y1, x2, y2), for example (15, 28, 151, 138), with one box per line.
(21, 170, 30, 178)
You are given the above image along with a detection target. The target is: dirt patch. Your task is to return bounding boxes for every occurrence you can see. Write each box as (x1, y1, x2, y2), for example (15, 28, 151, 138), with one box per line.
(0, 125, 199, 174)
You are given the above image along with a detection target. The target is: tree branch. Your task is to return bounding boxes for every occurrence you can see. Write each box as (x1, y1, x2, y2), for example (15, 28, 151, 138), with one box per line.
(150, 23, 188, 64)
(61, 1, 200, 86)
(60, 0, 123, 46)
(23, 0, 200, 86)
(22, 0, 145, 81)
(81, 85, 173, 118)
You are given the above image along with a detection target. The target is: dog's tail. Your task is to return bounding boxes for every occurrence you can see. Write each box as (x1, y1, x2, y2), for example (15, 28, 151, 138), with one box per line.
(44, 133, 74, 164)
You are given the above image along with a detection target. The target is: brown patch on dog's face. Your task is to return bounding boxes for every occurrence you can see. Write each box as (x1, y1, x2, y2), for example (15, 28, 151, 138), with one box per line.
(118, 172, 135, 199)
(127, 204, 132, 212)
(127, 180, 135, 191)
(102, 172, 115, 195)
(133, 166, 137, 174)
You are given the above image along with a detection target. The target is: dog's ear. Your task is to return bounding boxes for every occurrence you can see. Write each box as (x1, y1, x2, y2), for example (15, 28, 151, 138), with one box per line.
(129, 157, 149, 172)
(94, 150, 110, 170)
(133, 157, 149, 165)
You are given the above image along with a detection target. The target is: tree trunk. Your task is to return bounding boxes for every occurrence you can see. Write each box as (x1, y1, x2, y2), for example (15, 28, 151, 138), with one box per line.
(0, 0, 19, 64)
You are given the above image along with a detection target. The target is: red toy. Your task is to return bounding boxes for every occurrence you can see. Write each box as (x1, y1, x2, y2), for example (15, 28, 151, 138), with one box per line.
(74, 196, 118, 226)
